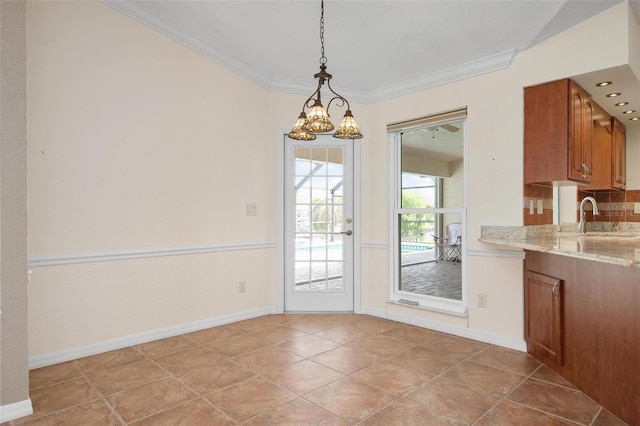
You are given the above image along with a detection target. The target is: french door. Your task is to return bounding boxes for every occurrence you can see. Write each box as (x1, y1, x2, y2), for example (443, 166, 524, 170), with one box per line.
(284, 135, 354, 312)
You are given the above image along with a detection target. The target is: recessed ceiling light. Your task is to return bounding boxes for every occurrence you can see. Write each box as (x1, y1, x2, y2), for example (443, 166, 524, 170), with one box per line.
(623, 110, 636, 114)
(614, 102, 629, 106)
(630, 117, 640, 121)
(596, 81, 612, 87)
(606, 92, 622, 97)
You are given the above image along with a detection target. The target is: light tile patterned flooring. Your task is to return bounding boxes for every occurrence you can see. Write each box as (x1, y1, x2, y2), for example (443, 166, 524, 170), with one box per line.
(7, 314, 628, 425)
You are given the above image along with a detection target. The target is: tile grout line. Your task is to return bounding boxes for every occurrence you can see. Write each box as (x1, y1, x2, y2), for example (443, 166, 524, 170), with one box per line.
(137, 341, 245, 425)
(74, 361, 127, 425)
(21, 315, 617, 425)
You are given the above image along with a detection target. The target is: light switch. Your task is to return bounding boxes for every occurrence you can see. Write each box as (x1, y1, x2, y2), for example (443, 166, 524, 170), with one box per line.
(246, 203, 257, 216)
(537, 200, 544, 215)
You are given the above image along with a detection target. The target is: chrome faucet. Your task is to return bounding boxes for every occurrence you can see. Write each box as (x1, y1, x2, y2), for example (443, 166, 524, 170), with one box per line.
(578, 196, 599, 233)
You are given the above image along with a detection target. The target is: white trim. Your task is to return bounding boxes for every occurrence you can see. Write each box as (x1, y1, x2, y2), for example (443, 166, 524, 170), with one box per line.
(28, 242, 276, 268)
(280, 134, 359, 313)
(387, 299, 468, 318)
(103, 0, 515, 104)
(103, 0, 274, 92)
(276, 129, 287, 313)
(467, 248, 525, 259)
(388, 118, 469, 312)
(364, 50, 516, 103)
(353, 139, 362, 314)
(29, 307, 274, 369)
(363, 307, 527, 352)
(0, 399, 33, 423)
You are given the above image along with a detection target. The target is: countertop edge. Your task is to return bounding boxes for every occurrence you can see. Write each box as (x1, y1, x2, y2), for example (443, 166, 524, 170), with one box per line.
(479, 237, 640, 268)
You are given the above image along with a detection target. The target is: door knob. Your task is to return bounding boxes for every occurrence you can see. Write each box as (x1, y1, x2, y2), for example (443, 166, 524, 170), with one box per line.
(342, 230, 353, 236)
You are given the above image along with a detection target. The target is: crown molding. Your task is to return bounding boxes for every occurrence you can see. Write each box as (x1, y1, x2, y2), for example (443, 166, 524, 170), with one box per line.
(359, 49, 517, 103)
(102, 0, 274, 89)
(103, 1, 516, 104)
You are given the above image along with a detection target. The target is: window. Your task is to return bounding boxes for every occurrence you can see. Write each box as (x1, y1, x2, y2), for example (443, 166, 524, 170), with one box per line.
(388, 110, 467, 316)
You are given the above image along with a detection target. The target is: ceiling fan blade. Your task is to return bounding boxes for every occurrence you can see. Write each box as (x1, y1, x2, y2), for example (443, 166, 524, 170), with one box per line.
(440, 124, 460, 132)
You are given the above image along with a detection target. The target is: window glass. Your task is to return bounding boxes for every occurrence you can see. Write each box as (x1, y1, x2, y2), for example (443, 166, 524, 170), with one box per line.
(393, 120, 465, 309)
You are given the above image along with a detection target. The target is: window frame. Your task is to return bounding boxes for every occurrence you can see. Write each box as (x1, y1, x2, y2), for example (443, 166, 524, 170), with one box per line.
(388, 119, 468, 317)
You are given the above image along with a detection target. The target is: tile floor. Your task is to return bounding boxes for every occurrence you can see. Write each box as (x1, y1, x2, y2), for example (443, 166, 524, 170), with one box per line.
(6, 314, 628, 425)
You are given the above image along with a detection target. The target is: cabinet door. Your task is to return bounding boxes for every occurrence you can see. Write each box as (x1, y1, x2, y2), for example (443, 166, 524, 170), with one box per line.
(568, 84, 592, 183)
(581, 98, 593, 182)
(525, 270, 563, 365)
(612, 118, 626, 190)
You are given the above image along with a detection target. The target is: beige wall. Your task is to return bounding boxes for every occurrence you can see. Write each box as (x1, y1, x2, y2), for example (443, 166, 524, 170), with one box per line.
(626, 125, 640, 190)
(402, 154, 450, 178)
(23, 0, 639, 372)
(443, 159, 463, 209)
(353, 2, 635, 340)
(28, 1, 278, 359)
(0, 0, 30, 417)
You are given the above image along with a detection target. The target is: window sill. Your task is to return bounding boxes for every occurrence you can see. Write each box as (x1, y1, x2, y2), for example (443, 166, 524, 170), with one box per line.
(387, 298, 468, 318)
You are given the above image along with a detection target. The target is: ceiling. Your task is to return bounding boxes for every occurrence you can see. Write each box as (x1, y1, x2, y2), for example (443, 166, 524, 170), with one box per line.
(104, 0, 640, 126)
(403, 123, 464, 163)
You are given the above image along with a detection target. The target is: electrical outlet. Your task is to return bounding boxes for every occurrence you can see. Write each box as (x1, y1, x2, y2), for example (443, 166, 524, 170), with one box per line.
(529, 200, 534, 215)
(238, 281, 247, 293)
(246, 203, 257, 216)
(537, 199, 544, 215)
(478, 293, 487, 308)
(634, 203, 640, 215)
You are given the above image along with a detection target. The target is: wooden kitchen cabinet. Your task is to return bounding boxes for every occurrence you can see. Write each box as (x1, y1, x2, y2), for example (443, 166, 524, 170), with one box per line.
(611, 118, 626, 190)
(583, 117, 626, 191)
(524, 250, 640, 425)
(524, 79, 593, 185)
(524, 270, 563, 366)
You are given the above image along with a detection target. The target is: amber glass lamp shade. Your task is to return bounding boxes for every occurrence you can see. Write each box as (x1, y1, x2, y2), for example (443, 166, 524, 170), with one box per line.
(288, 112, 316, 141)
(333, 110, 363, 139)
(304, 99, 334, 133)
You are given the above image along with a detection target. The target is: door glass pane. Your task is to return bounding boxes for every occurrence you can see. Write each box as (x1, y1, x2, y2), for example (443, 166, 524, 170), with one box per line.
(294, 146, 345, 293)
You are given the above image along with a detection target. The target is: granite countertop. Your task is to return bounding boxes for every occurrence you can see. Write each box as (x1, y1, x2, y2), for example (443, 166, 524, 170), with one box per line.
(480, 225, 640, 268)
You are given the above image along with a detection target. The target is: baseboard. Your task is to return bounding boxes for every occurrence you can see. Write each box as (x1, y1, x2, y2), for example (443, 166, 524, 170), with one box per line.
(362, 307, 527, 352)
(29, 305, 526, 369)
(29, 306, 275, 369)
(0, 399, 33, 423)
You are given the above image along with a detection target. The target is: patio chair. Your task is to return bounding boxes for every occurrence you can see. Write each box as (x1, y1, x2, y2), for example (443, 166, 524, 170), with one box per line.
(433, 223, 462, 264)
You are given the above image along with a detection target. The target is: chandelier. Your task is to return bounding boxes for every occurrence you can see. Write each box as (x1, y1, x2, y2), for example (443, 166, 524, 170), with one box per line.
(288, 0, 363, 141)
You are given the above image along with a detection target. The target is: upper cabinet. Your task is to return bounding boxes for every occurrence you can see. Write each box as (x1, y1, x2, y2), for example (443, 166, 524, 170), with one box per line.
(583, 117, 627, 191)
(611, 118, 626, 190)
(524, 79, 594, 185)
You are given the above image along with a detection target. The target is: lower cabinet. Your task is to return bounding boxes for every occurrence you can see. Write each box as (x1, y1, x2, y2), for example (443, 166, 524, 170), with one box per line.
(524, 250, 640, 425)
(524, 270, 563, 366)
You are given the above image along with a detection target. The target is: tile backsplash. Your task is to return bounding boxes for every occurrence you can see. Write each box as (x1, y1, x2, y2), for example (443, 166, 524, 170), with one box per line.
(578, 189, 640, 223)
(523, 186, 640, 225)
(523, 184, 553, 226)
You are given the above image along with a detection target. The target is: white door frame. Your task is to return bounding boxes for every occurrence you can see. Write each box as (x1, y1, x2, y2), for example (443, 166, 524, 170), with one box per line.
(276, 130, 361, 314)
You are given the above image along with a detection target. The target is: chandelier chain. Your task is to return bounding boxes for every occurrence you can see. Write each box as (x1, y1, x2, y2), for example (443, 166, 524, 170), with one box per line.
(319, 0, 326, 65)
